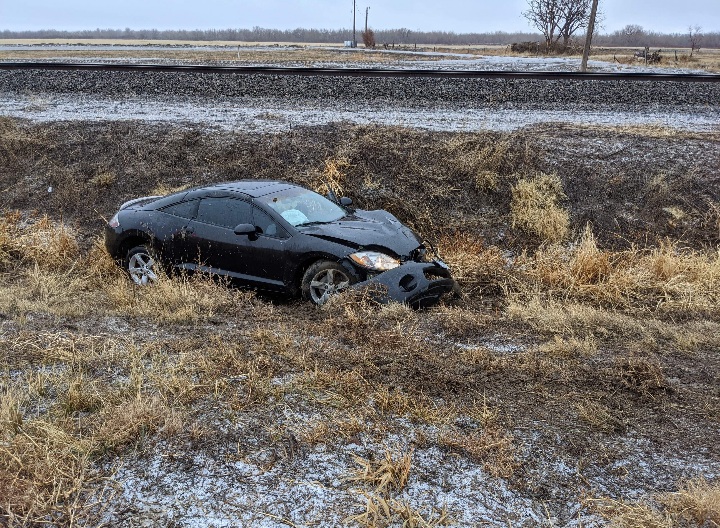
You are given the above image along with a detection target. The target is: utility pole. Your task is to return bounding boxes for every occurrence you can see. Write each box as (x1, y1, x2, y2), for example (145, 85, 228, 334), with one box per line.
(581, 0, 599, 72)
(365, 7, 370, 35)
(352, 0, 357, 48)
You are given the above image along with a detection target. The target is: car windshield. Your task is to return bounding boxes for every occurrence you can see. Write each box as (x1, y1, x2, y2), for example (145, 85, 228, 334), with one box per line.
(258, 187, 346, 227)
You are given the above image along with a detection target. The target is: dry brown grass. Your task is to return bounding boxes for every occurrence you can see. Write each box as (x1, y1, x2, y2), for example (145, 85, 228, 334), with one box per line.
(347, 445, 453, 528)
(597, 478, 720, 527)
(0, 112, 718, 524)
(0, 212, 79, 270)
(660, 477, 720, 526)
(593, 47, 720, 73)
(105, 271, 254, 324)
(0, 420, 97, 525)
(438, 426, 517, 478)
(0, 45, 465, 66)
(510, 173, 569, 243)
(347, 494, 452, 528)
(441, 223, 720, 319)
(349, 446, 413, 495)
(524, 236, 720, 312)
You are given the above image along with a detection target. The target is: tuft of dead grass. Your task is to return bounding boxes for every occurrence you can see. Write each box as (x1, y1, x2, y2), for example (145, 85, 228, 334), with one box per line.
(438, 234, 516, 299)
(105, 271, 255, 324)
(438, 426, 517, 478)
(88, 171, 116, 187)
(349, 446, 413, 495)
(94, 395, 183, 453)
(660, 477, 720, 526)
(313, 157, 351, 198)
(0, 212, 79, 271)
(597, 477, 720, 528)
(510, 173, 569, 243)
(0, 420, 101, 525)
(347, 494, 452, 528)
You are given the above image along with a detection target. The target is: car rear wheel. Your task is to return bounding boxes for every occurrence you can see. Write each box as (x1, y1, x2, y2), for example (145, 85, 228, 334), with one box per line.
(126, 245, 158, 286)
(301, 260, 354, 305)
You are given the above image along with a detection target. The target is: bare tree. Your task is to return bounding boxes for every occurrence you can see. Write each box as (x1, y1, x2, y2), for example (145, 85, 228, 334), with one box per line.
(689, 25, 702, 56)
(524, 0, 594, 51)
(559, 0, 592, 48)
(614, 24, 645, 47)
(523, 0, 562, 49)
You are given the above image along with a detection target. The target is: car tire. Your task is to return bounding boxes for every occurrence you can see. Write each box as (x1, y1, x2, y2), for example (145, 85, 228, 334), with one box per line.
(125, 245, 159, 286)
(301, 260, 355, 305)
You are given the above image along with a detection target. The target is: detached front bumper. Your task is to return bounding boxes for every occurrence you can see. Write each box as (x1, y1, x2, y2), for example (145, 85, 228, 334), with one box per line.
(352, 260, 458, 309)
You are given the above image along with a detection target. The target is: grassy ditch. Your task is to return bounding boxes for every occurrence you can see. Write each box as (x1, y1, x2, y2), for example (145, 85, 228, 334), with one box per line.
(1, 119, 719, 525)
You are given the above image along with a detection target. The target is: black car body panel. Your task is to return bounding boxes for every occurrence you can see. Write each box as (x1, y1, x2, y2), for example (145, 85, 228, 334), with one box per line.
(105, 180, 457, 306)
(353, 261, 457, 309)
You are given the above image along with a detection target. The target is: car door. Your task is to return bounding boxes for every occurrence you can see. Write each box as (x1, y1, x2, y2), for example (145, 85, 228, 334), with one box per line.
(183, 196, 291, 291)
(241, 205, 292, 289)
(184, 196, 254, 277)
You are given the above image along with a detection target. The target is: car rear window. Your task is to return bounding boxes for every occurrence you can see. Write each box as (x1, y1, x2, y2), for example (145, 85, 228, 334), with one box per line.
(162, 200, 198, 219)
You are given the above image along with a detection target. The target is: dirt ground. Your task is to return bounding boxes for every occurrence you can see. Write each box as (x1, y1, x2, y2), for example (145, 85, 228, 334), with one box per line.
(1, 119, 719, 527)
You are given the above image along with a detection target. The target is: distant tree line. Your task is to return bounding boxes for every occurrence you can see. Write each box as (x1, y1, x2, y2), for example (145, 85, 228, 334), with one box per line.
(0, 27, 539, 45)
(1, 26, 718, 49)
(594, 25, 719, 49)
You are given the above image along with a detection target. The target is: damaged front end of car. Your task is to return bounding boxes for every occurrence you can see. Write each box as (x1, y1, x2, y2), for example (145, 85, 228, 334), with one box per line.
(349, 259, 459, 309)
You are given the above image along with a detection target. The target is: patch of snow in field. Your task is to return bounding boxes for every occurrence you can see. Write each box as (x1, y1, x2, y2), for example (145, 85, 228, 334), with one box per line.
(1, 93, 718, 134)
(108, 436, 603, 527)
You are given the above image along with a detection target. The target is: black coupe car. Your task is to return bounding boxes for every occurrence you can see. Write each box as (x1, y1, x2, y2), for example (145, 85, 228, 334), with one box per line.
(105, 180, 456, 307)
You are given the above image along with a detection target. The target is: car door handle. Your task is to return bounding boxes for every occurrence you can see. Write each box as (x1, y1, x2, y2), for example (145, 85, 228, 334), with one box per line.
(180, 227, 195, 236)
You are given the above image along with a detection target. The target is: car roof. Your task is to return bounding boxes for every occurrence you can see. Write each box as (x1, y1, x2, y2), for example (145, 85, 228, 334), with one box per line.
(203, 180, 298, 198)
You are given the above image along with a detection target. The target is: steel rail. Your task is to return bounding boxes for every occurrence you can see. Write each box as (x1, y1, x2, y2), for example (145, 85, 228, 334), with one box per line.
(1, 61, 719, 82)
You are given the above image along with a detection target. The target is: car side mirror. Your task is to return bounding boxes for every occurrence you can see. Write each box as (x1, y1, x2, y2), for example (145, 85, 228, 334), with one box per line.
(340, 197, 353, 206)
(233, 223, 257, 236)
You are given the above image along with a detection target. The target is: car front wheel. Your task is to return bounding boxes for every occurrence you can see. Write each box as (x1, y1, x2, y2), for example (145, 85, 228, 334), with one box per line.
(125, 245, 158, 286)
(301, 260, 354, 305)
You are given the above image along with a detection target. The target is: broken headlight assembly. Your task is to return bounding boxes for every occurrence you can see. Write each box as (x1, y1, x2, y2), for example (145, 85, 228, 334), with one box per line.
(349, 251, 400, 271)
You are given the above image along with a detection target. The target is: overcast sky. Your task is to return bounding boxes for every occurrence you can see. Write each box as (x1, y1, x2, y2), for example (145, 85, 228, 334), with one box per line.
(2, 0, 718, 34)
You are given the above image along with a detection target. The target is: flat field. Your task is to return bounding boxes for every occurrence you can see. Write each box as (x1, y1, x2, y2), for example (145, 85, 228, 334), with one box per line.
(1, 39, 718, 72)
(1, 116, 719, 527)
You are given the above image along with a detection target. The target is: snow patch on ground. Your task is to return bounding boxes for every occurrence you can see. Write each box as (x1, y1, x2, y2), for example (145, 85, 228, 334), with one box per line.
(2, 93, 718, 133)
(107, 431, 604, 527)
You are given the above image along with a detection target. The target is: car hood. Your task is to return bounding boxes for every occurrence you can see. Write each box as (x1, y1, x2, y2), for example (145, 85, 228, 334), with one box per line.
(298, 210, 422, 257)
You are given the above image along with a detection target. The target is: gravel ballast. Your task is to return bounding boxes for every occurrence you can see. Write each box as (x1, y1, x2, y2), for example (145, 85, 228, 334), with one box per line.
(1, 68, 719, 132)
(1, 68, 719, 108)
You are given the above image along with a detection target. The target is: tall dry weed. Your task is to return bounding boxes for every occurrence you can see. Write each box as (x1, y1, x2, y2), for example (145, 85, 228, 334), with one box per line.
(0, 213, 79, 270)
(349, 446, 413, 495)
(510, 173, 569, 243)
(515, 227, 720, 312)
(313, 157, 350, 198)
(105, 272, 253, 324)
(598, 478, 720, 528)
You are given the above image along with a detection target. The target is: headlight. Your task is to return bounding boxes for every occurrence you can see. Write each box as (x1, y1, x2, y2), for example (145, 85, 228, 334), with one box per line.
(108, 213, 120, 228)
(349, 251, 400, 271)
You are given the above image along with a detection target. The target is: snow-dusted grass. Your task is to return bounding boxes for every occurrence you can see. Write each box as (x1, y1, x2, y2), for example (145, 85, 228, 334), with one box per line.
(1, 92, 718, 134)
(2, 208, 720, 526)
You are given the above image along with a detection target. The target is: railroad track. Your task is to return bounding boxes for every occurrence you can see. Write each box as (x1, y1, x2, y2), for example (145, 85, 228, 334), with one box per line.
(1, 61, 719, 82)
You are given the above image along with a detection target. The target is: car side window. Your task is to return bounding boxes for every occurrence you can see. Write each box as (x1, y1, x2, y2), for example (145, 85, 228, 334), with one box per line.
(253, 207, 289, 239)
(196, 197, 253, 228)
(162, 199, 198, 219)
